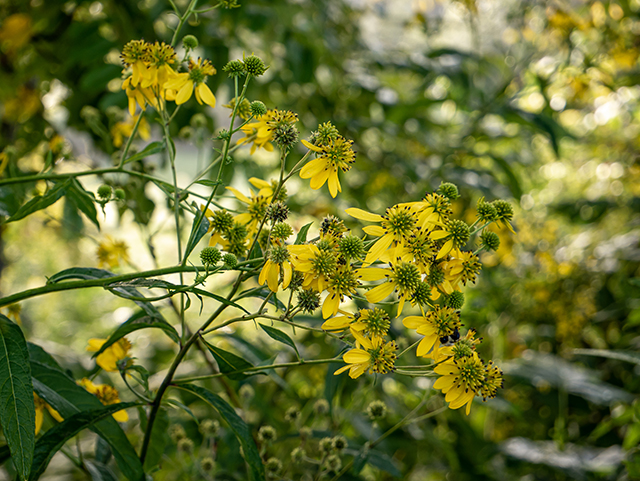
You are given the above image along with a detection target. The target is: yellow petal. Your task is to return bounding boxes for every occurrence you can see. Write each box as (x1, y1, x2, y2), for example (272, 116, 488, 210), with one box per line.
(363, 225, 386, 236)
(334, 364, 351, 375)
(225, 186, 251, 204)
(345, 208, 384, 223)
(300, 157, 327, 179)
(433, 375, 456, 392)
(356, 267, 390, 281)
(437, 239, 454, 259)
(327, 171, 341, 198)
(365, 281, 395, 304)
(364, 234, 394, 265)
(349, 363, 369, 379)
(113, 409, 129, 422)
(301, 139, 323, 152)
(175, 80, 194, 105)
(403, 316, 426, 329)
(322, 293, 341, 319)
(197, 83, 216, 107)
(267, 263, 279, 292)
(416, 335, 437, 357)
(282, 262, 292, 289)
(309, 169, 331, 190)
(343, 349, 370, 364)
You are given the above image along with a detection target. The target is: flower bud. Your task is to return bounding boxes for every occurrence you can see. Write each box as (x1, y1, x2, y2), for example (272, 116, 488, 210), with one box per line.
(291, 447, 306, 464)
(258, 425, 277, 443)
(367, 400, 387, 420)
(271, 222, 293, 240)
(200, 247, 221, 266)
(480, 230, 500, 251)
(437, 182, 459, 201)
(444, 290, 465, 309)
(201, 457, 215, 472)
(297, 289, 320, 313)
(200, 419, 220, 437)
(284, 406, 300, 423)
(243, 54, 268, 77)
(182, 35, 198, 50)
(177, 438, 194, 454)
(222, 253, 238, 268)
(313, 399, 329, 415)
(250, 100, 267, 117)
(222, 59, 246, 77)
(266, 202, 289, 223)
(265, 457, 282, 474)
(97, 184, 112, 201)
(114, 188, 126, 201)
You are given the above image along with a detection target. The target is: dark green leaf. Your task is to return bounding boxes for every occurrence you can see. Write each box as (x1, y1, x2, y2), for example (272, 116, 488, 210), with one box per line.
(94, 437, 111, 465)
(84, 460, 118, 481)
(124, 365, 150, 392)
(295, 222, 313, 244)
(31, 362, 144, 481)
(191, 288, 250, 314)
(6, 179, 71, 223)
(201, 340, 257, 380)
(93, 310, 179, 358)
(29, 402, 137, 481)
(138, 407, 169, 472)
(164, 399, 199, 423)
(176, 384, 265, 481)
(123, 141, 164, 165)
(184, 211, 211, 260)
(0, 315, 35, 481)
(66, 179, 99, 228)
(259, 324, 299, 358)
(194, 180, 222, 187)
(0, 444, 10, 464)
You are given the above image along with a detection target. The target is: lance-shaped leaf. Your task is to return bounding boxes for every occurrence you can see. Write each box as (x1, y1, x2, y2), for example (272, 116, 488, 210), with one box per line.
(29, 402, 138, 481)
(123, 141, 164, 165)
(6, 179, 71, 223)
(66, 179, 100, 229)
(92, 310, 179, 358)
(138, 406, 169, 472)
(184, 210, 210, 260)
(0, 315, 35, 481)
(31, 362, 144, 481)
(176, 384, 264, 481)
(259, 324, 300, 358)
(295, 222, 313, 245)
(201, 340, 260, 381)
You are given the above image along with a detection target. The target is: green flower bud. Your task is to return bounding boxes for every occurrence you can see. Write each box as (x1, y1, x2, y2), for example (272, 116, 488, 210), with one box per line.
(258, 425, 277, 443)
(210, 210, 234, 233)
(492, 199, 514, 222)
(319, 437, 333, 453)
(331, 435, 348, 452)
(200, 247, 221, 266)
(271, 221, 293, 240)
(200, 419, 220, 437)
(324, 454, 342, 472)
(169, 424, 186, 442)
(97, 184, 112, 201)
(182, 35, 198, 50)
(446, 219, 470, 247)
(114, 188, 126, 201)
(313, 399, 329, 415)
(284, 406, 300, 423)
(201, 457, 215, 472)
(291, 447, 306, 464)
(444, 290, 465, 309)
(266, 202, 289, 223)
(222, 253, 238, 268)
(480, 230, 500, 251)
(190, 113, 207, 129)
(177, 438, 194, 454)
(338, 235, 365, 261)
(367, 400, 387, 420)
(310, 121, 340, 147)
(477, 197, 498, 222)
(243, 54, 268, 77)
(273, 123, 299, 148)
(297, 289, 320, 313)
(411, 281, 432, 306)
(265, 457, 282, 474)
(437, 182, 459, 201)
(250, 100, 267, 117)
(222, 59, 246, 77)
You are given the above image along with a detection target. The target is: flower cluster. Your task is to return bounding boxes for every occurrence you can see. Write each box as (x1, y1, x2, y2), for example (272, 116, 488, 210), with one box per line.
(119, 39, 217, 115)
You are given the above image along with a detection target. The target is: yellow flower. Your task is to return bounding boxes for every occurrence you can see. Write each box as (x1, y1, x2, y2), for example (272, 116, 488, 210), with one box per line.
(86, 338, 133, 372)
(165, 58, 217, 107)
(79, 379, 129, 422)
(139, 41, 177, 90)
(122, 76, 156, 116)
(322, 308, 390, 338)
(321, 266, 360, 319)
(34, 393, 63, 435)
(403, 306, 461, 357)
(300, 137, 355, 198)
(345, 204, 419, 266)
(111, 114, 150, 148)
(433, 352, 485, 415)
(334, 331, 398, 379)
(120, 40, 148, 88)
(259, 245, 294, 293)
(0, 14, 33, 55)
(237, 109, 298, 154)
(358, 261, 422, 316)
(226, 178, 274, 234)
(288, 244, 337, 292)
(96, 236, 130, 269)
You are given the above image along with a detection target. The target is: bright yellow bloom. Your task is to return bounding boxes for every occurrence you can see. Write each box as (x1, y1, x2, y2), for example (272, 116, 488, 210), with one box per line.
(139, 41, 177, 90)
(288, 244, 337, 292)
(334, 331, 398, 379)
(358, 261, 422, 316)
(120, 40, 148, 87)
(322, 308, 390, 338)
(433, 352, 485, 415)
(111, 114, 151, 148)
(34, 393, 63, 435)
(300, 137, 355, 198)
(403, 306, 461, 357)
(226, 178, 274, 234)
(86, 338, 133, 372)
(122, 76, 156, 116)
(79, 379, 129, 422)
(346, 204, 419, 265)
(258, 245, 294, 293)
(165, 58, 217, 107)
(322, 266, 360, 319)
(402, 315, 439, 357)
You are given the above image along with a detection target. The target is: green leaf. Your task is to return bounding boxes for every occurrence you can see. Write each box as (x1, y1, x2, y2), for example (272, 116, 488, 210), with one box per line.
(30, 362, 144, 481)
(6, 179, 71, 223)
(259, 324, 299, 358)
(92, 310, 179, 358)
(184, 210, 211, 260)
(138, 407, 169, 472)
(0, 315, 35, 481)
(176, 384, 265, 481)
(194, 180, 222, 188)
(295, 222, 313, 244)
(66, 179, 100, 229)
(123, 141, 164, 165)
(572, 349, 640, 366)
(201, 340, 257, 381)
(29, 402, 137, 481)
(46, 267, 168, 323)
(84, 460, 118, 481)
(191, 288, 250, 314)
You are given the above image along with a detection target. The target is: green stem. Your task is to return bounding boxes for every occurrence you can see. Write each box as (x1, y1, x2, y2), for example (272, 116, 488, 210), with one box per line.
(0, 265, 203, 308)
(170, 0, 199, 47)
(173, 358, 340, 383)
(117, 114, 143, 169)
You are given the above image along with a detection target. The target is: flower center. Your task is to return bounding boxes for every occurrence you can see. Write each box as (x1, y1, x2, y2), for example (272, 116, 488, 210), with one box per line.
(382, 207, 415, 240)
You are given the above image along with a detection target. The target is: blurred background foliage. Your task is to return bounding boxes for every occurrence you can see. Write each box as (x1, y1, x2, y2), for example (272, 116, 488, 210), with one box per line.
(1, 0, 640, 479)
